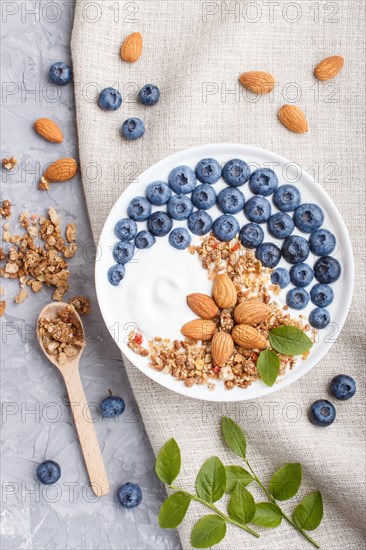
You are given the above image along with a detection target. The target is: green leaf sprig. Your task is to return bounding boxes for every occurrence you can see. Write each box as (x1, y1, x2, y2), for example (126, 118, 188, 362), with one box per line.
(257, 325, 313, 387)
(155, 419, 323, 549)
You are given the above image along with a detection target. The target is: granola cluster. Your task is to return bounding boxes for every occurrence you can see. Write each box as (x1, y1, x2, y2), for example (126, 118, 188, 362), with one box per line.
(2, 157, 17, 171)
(38, 305, 85, 366)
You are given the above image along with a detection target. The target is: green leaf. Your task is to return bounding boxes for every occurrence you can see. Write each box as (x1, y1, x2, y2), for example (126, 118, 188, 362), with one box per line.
(158, 491, 191, 528)
(269, 463, 302, 501)
(256, 350, 280, 386)
(228, 484, 256, 524)
(225, 465, 253, 493)
(221, 417, 247, 459)
(195, 457, 226, 503)
(155, 438, 181, 485)
(191, 515, 226, 548)
(269, 326, 313, 356)
(251, 502, 282, 528)
(293, 491, 323, 531)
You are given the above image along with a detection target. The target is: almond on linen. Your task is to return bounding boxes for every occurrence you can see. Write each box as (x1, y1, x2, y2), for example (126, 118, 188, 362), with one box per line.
(34, 118, 63, 143)
(120, 32, 143, 63)
(278, 105, 308, 134)
(180, 319, 216, 341)
(234, 301, 271, 326)
(231, 324, 267, 350)
(187, 293, 219, 320)
(211, 331, 234, 367)
(239, 71, 275, 94)
(314, 55, 344, 81)
(213, 273, 237, 309)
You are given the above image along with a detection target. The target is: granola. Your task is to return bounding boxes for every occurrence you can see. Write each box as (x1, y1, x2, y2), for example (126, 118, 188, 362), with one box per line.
(2, 157, 17, 170)
(69, 296, 91, 315)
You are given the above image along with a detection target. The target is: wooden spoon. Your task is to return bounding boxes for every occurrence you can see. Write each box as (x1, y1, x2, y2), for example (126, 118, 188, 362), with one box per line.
(37, 302, 109, 497)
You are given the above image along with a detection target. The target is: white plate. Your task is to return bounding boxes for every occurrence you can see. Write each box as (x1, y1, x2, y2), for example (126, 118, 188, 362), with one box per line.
(95, 144, 354, 402)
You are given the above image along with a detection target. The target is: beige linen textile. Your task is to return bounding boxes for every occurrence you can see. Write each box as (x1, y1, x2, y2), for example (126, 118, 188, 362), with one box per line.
(71, 2, 365, 548)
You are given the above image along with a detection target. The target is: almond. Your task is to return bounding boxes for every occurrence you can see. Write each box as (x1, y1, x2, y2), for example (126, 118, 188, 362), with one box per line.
(181, 319, 216, 341)
(43, 158, 78, 183)
(120, 32, 143, 63)
(239, 71, 275, 94)
(187, 293, 219, 320)
(34, 118, 63, 143)
(231, 324, 267, 350)
(314, 55, 344, 81)
(213, 274, 237, 309)
(278, 105, 308, 134)
(234, 301, 271, 326)
(211, 332, 234, 367)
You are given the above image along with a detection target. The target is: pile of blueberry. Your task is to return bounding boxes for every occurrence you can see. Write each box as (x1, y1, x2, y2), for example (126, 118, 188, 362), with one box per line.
(108, 157, 341, 330)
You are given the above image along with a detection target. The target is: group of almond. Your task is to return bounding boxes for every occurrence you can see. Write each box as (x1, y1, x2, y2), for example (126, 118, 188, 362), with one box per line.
(181, 273, 270, 367)
(239, 55, 344, 134)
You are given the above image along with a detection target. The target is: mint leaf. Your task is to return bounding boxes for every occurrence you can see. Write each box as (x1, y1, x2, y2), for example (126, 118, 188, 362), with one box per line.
(221, 417, 246, 459)
(269, 326, 313, 356)
(225, 465, 253, 493)
(251, 502, 282, 528)
(257, 350, 280, 386)
(269, 463, 302, 501)
(155, 438, 181, 484)
(228, 485, 255, 524)
(191, 515, 226, 548)
(158, 491, 191, 528)
(196, 457, 226, 503)
(293, 491, 323, 531)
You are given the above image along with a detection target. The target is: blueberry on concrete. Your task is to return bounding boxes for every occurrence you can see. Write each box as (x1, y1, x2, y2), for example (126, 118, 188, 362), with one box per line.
(49, 62, 72, 86)
(101, 396, 125, 418)
(117, 482, 142, 508)
(37, 460, 61, 485)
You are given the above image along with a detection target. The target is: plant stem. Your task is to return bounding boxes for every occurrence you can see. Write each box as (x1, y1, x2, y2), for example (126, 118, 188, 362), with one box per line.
(169, 485, 260, 538)
(244, 461, 320, 549)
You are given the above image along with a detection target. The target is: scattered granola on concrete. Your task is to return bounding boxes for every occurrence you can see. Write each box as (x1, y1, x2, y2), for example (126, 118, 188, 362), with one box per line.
(69, 296, 91, 315)
(2, 157, 17, 170)
(0, 301, 6, 316)
(38, 304, 85, 365)
(13, 289, 28, 304)
(1, 200, 11, 219)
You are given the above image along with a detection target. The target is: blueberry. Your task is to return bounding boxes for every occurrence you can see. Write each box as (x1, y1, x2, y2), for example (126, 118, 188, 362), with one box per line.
(113, 241, 135, 264)
(281, 235, 310, 264)
(272, 184, 301, 212)
(309, 307, 330, 329)
(293, 203, 324, 233)
(195, 158, 222, 184)
(267, 212, 294, 239)
(249, 168, 278, 196)
(117, 482, 142, 509)
(168, 165, 197, 194)
(135, 230, 155, 249)
(309, 229, 336, 256)
(256, 243, 281, 268)
(239, 223, 264, 249)
(191, 184, 217, 210)
(147, 211, 173, 236)
(138, 84, 160, 106)
(169, 228, 191, 250)
(310, 283, 334, 307)
(289, 263, 314, 287)
(101, 396, 125, 418)
(49, 62, 72, 86)
(330, 374, 356, 401)
(167, 194, 193, 220)
(37, 460, 61, 485)
(222, 159, 251, 187)
(187, 210, 213, 236)
(115, 218, 138, 241)
(309, 400, 336, 427)
(286, 287, 310, 310)
(271, 268, 290, 288)
(314, 256, 341, 283)
(217, 187, 245, 214)
(127, 197, 152, 221)
(244, 196, 271, 223)
(121, 118, 145, 141)
(108, 264, 125, 286)
(146, 181, 171, 206)
(98, 87, 122, 111)
(212, 214, 240, 242)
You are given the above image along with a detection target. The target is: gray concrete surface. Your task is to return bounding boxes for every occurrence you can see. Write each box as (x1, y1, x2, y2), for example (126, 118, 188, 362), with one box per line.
(0, 2, 180, 548)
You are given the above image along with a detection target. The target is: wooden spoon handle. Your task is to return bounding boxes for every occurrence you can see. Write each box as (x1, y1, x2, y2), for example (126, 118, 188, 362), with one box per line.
(62, 366, 109, 496)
